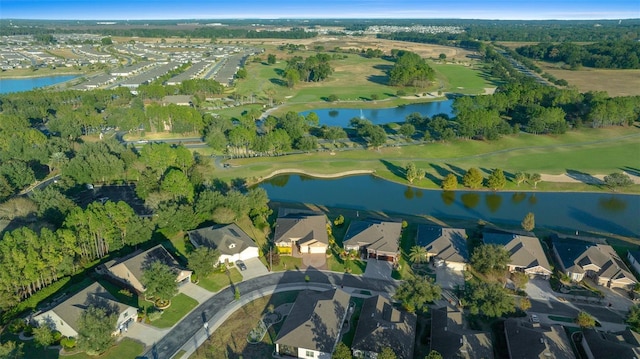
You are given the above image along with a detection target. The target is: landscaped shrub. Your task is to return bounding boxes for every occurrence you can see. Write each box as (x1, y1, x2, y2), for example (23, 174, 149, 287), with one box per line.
(52, 330, 62, 344)
(7, 318, 26, 334)
(60, 336, 77, 349)
(23, 324, 34, 336)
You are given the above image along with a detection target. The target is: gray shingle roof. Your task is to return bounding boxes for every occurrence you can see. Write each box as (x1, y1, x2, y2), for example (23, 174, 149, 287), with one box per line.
(430, 307, 493, 359)
(483, 229, 551, 273)
(343, 219, 402, 254)
(49, 282, 131, 333)
(187, 223, 256, 255)
(582, 328, 640, 359)
(417, 225, 468, 263)
(273, 208, 328, 246)
(504, 318, 575, 359)
(350, 295, 416, 359)
(275, 289, 350, 353)
(107, 244, 182, 282)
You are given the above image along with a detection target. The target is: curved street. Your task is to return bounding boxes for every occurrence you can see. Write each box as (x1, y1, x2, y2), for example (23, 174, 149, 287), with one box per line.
(140, 269, 399, 359)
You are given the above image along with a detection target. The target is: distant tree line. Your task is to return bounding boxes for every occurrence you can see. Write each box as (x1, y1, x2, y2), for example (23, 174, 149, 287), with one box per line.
(516, 40, 640, 69)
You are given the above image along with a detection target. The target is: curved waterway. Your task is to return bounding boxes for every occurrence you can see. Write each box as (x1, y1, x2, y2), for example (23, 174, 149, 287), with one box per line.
(259, 174, 640, 237)
(300, 100, 454, 127)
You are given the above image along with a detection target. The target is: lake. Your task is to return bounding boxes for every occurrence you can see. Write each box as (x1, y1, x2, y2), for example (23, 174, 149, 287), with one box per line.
(260, 174, 640, 237)
(0, 75, 79, 94)
(300, 100, 454, 127)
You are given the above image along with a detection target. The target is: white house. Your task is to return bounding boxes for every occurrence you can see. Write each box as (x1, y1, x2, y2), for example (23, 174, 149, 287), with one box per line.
(33, 282, 136, 337)
(187, 223, 259, 264)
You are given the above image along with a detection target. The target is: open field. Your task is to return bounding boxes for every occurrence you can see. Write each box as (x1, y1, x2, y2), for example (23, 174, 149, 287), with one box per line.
(539, 63, 640, 97)
(220, 126, 640, 194)
(430, 62, 500, 94)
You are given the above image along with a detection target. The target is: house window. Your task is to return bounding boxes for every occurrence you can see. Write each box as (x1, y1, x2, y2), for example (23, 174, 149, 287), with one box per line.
(305, 350, 315, 357)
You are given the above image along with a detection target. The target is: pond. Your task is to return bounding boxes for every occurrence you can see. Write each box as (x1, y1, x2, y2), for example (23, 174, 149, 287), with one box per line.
(0, 75, 78, 94)
(299, 100, 454, 127)
(259, 174, 640, 237)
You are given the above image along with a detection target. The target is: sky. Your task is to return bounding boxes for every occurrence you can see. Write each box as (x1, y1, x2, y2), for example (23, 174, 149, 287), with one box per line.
(1, 0, 639, 20)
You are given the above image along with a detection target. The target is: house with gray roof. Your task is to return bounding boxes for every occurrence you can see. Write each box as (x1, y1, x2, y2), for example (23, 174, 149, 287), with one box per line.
(273, 208, 329, 255)
(430, 307, 493, 359)
(581, 328, 640, 359)
(162, 95, 193, 106)
(483, 228, 552, 279)
(504, 318, 575, 359)
(33, 282, 136, 337)
(275, 289, 350, 359)
(552, 234, 637, 289)
(187, 223, 258, 265)
(343, 219, 402, 262)
(350, 295, 416, 359)
(417, 225, 468, 271)
(627, 250, 640, 278)
(104, 244, 192, 294)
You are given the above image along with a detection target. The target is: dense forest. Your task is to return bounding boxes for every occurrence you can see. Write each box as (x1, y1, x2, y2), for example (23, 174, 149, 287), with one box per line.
(515, 40, 640, 69)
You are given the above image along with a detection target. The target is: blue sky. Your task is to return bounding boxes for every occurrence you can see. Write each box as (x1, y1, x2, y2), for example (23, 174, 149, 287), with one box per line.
(2, 0, 639, 20)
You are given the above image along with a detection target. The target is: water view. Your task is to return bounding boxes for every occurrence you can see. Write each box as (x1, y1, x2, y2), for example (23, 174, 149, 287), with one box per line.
(260, 174, 640, 237)
(300, 99, 454, 127)
(0, 75, 78, 94)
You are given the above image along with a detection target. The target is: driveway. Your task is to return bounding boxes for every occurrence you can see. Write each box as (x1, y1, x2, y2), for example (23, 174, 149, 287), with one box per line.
(435, 266, 465, 290)
(363, 260, 394, 281)
(122, 322, 169, 347)
(302, 253, 328, 270)
(240, 257, 269, 280)
(179, 282, 214, 303)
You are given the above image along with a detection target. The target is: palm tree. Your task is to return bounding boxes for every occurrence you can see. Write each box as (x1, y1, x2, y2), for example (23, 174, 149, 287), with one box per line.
(409, 246, 428, 264)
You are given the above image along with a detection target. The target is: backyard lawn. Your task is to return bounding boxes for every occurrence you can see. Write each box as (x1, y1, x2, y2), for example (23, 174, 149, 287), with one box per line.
(64, 339, 144, 359)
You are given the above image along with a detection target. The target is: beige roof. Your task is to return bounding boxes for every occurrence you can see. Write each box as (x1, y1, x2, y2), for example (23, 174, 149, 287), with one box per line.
(44, 282, 132, 333)
(430, 307, 493, 359)
(504, 318, 575, 359)
(273, 208, 328, 247)
(343, 219, 402, 254)
(351, 295, 417, 359)
(417, 225, 468, 264)
(483, 230, 552, 274)
(275, 289, 350, 353)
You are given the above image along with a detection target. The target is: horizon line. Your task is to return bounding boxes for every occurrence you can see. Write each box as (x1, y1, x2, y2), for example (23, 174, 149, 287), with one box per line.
(3, 17, 640, 21)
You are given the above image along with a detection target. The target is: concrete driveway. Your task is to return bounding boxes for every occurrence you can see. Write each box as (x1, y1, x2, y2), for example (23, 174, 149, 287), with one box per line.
(435, 266, 465, 290)
(240, 257, 269, 280)
(363, 260, 394, 281)
(179, 282, 214, 303)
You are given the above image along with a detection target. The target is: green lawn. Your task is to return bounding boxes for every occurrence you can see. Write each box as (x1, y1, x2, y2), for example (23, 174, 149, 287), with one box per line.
(198, 267, 243, 293)
(430, 62, 499, 94)
(64, 338, 144, 359)
(340, 297, 365, 347)
(148, 293, 198, 328)
(0, 334, 59, 359)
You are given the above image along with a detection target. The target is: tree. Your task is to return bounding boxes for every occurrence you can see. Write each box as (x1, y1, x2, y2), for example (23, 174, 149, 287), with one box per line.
(528, 173, 542, 188)
(334, 214, 345, 226)
(626, 304, 640, 332)
(511, 271, 529, 290)
(576, 311, 596, 328)
(464, 280, 515, 318)
(441, 173, 458, 190)
(439, 53, 447, 60)
(187, 247, 220, 278)
(519, 297, 532, 311)
(463, 168, 484, 189)
(521, 212, 535, 231)
(394, 276, 441, 313)
(141, 261, 178, 302)
(486, 168, 506, 190)
(236, 67, 247, 79)
(0, 341, 23, 359)
(378, 347, 397, 359)
(399, 123, 415, 139)
(425, 350, 443, 359)
(161, 169, 194, 203)
(515, 172, 527, 186)
(409, 246, 429, 264)
(405, 163, 425, 184)
(77, 305, 117, 355)
(604, 172, 633, 190)
(471, 244, 511, 276)
(332, 342, 353, 359)
(267, 54, 276, 64)
(33, 325, 54, 350)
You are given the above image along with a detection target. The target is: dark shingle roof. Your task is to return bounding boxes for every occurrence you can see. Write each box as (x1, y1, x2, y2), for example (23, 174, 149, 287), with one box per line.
(350, 295, 416, 359)
(187, 223, 256, 255)
(504, 318, 575, 359)
(343, 219, 402, 254)
(582, 328, 640, 359)
(275, 289, 350, 353)
(430, 307, 493, 359)
(417, 225, 468, 263)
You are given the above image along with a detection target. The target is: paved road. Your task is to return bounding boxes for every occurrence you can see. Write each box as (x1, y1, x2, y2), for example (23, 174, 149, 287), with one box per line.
(140, 269, 398, 359)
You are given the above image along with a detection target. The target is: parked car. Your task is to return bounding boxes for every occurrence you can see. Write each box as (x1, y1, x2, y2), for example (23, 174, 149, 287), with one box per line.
(531, 314, 540, 323)
(236, 260, 247, 271)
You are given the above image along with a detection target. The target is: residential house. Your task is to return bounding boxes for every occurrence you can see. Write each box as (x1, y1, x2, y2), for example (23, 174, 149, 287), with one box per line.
(273, 208, 329, 255)
(504, 318, 575, 359)
(627, 250, 640, 278)
(33, 282, 136, 337)
(104, 244, 192, 294)
(416, 225, 468, 271)
(581, 328, 640, 359)
(482, 229, 552, 279)
(350, 295, 416, 359)
(343, 219, 402, 262)
(275, 289, 351, 359)
(162, 95, 193, 106)
(552, 234, 637, 289)
(187, 223, 259, 265)
(430, 307, 494, 359)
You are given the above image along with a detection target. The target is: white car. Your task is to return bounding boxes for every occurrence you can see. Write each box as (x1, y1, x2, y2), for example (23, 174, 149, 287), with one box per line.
(531, 314, 540, 323)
